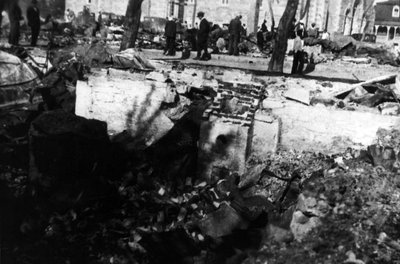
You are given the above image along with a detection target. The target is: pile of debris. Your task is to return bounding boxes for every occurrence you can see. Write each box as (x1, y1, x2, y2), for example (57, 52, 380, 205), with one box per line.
(304, 33, 400, 66)
(2, 39, 400, 264)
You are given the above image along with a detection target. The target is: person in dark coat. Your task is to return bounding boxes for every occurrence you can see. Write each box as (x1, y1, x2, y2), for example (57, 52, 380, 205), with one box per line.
(8, 3, 23, 45)
(256, 27, 264, 51)
(164, 17, 177, 56)
(27, 0, 41, 46)
(288, 18, 296, 39)
(194, 11, 210, 60)
(261, 19, 268, 33)
(228, 15, 241, 56)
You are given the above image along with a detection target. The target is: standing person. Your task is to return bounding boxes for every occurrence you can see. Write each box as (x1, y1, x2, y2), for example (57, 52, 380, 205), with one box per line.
(94, 11, 102, 36)
(194, 11, 210, 60)
(188, 25, 197, 51)
(98, 11, 103, 25)
(321, 29, 330, 40)
(307, 22, 318, 39)
(291, 30, 305, 75)
(164, 17, 177, 56)
(288, 18, 296, 39)
(295, 19, 305, 37)
(8, 3, 23, 45)
(27, 0, 41, 46)
(68, 9, 76, 22)
(65, 8, 70, 22)
(228, 15, 241, 56)
(256, 27, 264, 51)
(97, 11, 103, 28)
(261, 19, 268, 33)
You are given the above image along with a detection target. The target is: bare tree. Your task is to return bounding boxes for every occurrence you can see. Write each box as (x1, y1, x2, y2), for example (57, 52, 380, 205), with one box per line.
(268, 0, 299, 73)
(120, 0, 144, 51)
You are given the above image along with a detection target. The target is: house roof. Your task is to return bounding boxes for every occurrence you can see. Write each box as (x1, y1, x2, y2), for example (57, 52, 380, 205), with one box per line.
(376, 0, 400, 6)
(375, 0, 400, 25)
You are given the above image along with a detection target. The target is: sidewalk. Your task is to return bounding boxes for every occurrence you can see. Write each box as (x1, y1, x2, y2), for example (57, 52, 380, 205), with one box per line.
(139, 49, 399, 83)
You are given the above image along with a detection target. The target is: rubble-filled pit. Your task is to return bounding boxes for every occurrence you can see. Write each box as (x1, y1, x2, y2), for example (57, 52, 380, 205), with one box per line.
(1, 44, 400, 264)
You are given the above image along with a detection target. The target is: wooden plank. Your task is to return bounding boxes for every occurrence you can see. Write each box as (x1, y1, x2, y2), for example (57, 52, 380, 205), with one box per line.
(333, 74, 397, 98)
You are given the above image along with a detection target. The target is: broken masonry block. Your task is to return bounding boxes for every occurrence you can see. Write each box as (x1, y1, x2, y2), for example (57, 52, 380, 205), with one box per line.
(251, 111, 281, 157)
(271, 102, 400, 154)
(75, 72, 174, 146)
(198, 203, 248, 239)
(29, 110, 110, 188)
(197, 121, 250, 181)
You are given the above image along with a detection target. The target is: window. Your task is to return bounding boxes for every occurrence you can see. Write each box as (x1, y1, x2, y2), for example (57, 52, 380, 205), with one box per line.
(87, 0, 91, 3)
(393, 5, 400, 18)
(222, 0, 229, 5)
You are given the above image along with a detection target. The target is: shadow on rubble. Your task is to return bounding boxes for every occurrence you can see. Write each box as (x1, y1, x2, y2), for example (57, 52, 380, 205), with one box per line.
(118, 82, 211, 191)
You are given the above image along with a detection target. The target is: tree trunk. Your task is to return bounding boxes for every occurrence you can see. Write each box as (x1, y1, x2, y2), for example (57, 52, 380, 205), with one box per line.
(324, 0, 330, 31)
(192, 0, 197, 28)
(253, 0, 262, 33)
(268, 0, 275, 32)
(120, 0, 144, 51)
(268, 0, 299, 73)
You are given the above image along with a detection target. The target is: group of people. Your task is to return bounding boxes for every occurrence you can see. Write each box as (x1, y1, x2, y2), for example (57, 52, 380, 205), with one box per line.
(290, 19, 331, 75)
(3, 0, 42, 46)
(164, 12, 253, 61)
(164, 11, 211, 60)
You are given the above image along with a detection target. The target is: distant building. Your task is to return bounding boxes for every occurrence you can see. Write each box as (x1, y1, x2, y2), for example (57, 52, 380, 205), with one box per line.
(141, 0, 262, 33)
(17, 0, 65, 21)
(63, 0, 375, 35)
(333, 0, 375, 35)
(257, 0, 375, 35)
(65, 0, 129, 17)
(374, 0, 400, 43)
